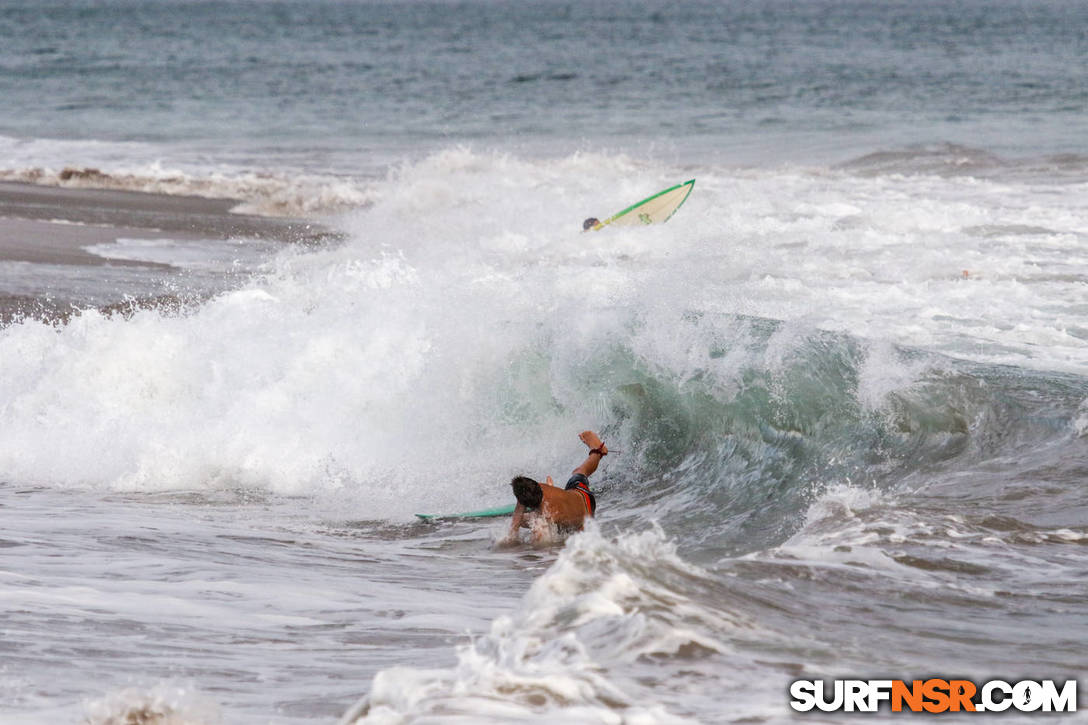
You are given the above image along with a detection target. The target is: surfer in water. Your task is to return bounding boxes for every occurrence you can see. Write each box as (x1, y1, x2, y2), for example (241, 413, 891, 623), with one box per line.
(582, 217, 600, 231)
(505, 430, 607, 543)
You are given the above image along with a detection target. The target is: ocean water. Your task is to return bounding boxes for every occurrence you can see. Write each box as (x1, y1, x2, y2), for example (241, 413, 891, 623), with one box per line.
(1, 1, 1088, 723)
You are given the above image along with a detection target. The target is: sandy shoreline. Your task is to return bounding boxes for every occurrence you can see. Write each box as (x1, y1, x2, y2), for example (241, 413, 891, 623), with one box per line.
(0, 182, 336, 323)
(0, 181, 331, 266)
(0, 217, 179, 268)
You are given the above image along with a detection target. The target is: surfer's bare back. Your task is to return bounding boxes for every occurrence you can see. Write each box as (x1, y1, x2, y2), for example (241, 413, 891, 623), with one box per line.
(505, 430, 607, 543)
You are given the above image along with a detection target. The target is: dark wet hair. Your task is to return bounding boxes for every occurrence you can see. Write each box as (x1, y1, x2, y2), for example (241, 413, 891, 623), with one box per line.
(582, 217, 600, 231)
(511, 475, 543, 508)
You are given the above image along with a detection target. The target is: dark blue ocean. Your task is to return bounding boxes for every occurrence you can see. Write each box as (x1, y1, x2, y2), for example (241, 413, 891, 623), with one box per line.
(3, 0, 1087, 174)
(0, 2, 1086, 723)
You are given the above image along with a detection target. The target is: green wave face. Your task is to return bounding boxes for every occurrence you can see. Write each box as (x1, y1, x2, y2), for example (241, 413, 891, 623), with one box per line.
(483, 313, 1085, 561)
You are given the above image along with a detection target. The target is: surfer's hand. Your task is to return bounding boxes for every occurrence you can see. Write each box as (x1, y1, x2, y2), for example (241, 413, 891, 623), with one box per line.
(544, 476, 555, 487)
(579, 430, 604, 452)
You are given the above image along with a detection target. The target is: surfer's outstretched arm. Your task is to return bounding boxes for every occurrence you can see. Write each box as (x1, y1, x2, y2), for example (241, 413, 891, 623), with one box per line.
(507, 502, 527, 538)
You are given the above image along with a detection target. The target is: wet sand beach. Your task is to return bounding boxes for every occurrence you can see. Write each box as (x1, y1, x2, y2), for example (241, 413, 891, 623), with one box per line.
(0, 181, 328, 256)
(0, 182, 332, 323)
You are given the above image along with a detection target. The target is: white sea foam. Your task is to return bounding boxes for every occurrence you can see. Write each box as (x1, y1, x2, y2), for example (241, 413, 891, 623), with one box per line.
(1073, 399, 1088, 437)
(773, 477, 1088, 606)
(855, 341, 933, 413)
(344, 525, 777, 724)
(83, 683, 221, 725)
(0, 135, 377, 217)
(84, 237, 280, 271)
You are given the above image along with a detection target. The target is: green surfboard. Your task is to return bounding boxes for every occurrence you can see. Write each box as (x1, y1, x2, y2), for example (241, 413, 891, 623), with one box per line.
(590, 179, 695, 230)
(415, 504, 516, 520)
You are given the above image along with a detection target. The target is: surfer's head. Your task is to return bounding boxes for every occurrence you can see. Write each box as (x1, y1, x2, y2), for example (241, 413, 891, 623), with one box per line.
(511, 476, 543, 509)
(582, 217, 600, 231)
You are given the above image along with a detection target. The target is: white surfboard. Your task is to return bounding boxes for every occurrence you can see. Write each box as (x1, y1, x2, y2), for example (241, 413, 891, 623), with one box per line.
(591, 179, 695, 230)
